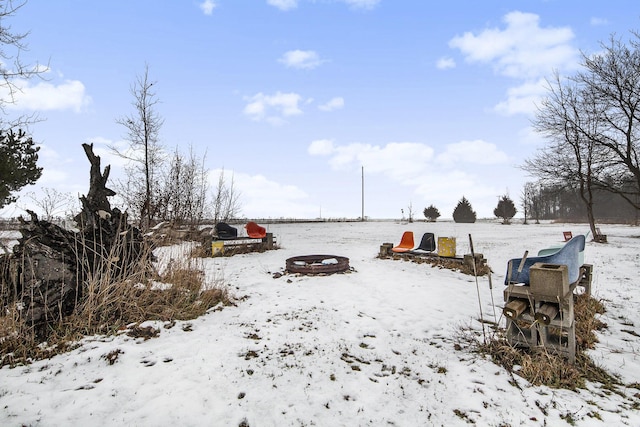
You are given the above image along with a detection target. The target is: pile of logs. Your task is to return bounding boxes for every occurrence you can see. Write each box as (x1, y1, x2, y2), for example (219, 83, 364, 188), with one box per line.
(0, 143, 145, 334)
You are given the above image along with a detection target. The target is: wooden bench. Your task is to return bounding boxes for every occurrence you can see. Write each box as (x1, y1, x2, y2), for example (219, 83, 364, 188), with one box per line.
(211, 232, 275, 255)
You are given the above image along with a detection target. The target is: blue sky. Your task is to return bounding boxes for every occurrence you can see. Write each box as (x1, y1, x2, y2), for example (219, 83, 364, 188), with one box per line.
(2, 0, 638, 219)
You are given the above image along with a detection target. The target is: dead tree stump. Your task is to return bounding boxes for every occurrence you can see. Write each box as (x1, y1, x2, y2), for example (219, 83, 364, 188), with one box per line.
(0, 143, 146, 334)
(75, 142, 116, 229)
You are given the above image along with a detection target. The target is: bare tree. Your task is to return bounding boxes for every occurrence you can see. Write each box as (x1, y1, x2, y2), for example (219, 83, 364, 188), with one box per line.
(525, 72, 608, 237)
(211, 169, 241, 223)
(157, 145, 209, 226)
(24, 187, 74, 221)
(521, 182, 542, 224)
(525, 32, 640, 232)
(111, 64, 164, 230)
(573, 34, 640, 209)
(520, 186, 530, 225)
(0, 0, 47, 128)
(406, 201, 414, 223)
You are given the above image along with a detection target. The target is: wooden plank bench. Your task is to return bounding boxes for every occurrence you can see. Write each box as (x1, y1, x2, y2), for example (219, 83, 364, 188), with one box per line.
(211, 232, 275, 255)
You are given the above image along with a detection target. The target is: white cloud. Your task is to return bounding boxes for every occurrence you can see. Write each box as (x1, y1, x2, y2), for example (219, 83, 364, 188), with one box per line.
(308, 139, 513, 218)
(35, 64, 51, 74)
(199, 0, 217, 15)
(449, 11, 578, 80)
(36, 143, 66, 163)
(449, 11, 579, 79)
(413, 170, 505, 219)
(413, 169, 478, 203)
(243, 91, 304, 125)
(449, 11, 580, 117)
(267, 0, 298, 11)
(517, 125, 546, 147)
(212, 170, 317, 218)
(493, 78, 548, 116)
(279, 50, 324, 69)
(436, 57, 456, 70)
(6, 79, 91, 112)
(89, 137, 132, 170)
(308, 139, 335, 155)
(318, 97, 344, 112)
(343, 0, 380, 10)
(32, 144, 73, 185)
(309, 141, 434, 181)
(436, 140, 510, 166)
(590, 17, 609, 26)
(39, 168, 71, 185)
(267, 0, 379, 11)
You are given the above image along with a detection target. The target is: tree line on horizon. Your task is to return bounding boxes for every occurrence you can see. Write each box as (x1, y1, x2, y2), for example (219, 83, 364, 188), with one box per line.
(422, 186, 637, 225)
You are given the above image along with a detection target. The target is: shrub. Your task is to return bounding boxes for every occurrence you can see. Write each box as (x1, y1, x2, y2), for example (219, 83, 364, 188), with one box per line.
(423, 205, 441, 222)
(494, 195, 517, 224)
(453, 197, 476, 223)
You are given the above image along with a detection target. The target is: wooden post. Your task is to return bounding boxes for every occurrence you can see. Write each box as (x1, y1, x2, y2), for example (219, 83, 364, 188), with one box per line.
(579, 264, 593, 295)
(503, 299, 529, 319)
(463, 253, 484, 271)
(263, 233, 274, 250)
(379, 243, 393, 257)
(535, 303, 559, 325)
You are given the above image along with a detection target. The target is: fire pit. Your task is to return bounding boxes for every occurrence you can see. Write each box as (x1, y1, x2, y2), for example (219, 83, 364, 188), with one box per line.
(285, 254, 350, 275)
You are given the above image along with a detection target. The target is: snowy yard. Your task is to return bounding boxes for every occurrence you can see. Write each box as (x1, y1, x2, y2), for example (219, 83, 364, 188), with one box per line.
(1, 220, 639, 426)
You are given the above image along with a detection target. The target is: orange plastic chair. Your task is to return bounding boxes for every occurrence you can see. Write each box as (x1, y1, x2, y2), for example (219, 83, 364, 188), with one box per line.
(391, 231, 414, 253)
(245, 221, 267, 239)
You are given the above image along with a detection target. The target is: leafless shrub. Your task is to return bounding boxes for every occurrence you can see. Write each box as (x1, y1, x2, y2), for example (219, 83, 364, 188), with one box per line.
(212, 168, 242, 223)
(23, 188, 75, 221)
(156, 145, 209, 227)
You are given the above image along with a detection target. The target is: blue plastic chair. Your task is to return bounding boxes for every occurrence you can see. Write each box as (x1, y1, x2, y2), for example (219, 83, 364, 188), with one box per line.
(505, 235, 585, 285)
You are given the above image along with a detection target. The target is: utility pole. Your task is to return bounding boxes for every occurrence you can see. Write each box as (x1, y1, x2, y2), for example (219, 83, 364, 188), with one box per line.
(361, 166, 365, 221)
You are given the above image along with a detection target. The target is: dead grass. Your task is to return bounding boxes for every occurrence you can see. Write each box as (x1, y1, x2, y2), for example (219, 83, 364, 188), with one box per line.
(574, 293, 606, 349)
(460, 293, 621, 391)
(477, 338, 615, 390)
(0, 236, 231, 368)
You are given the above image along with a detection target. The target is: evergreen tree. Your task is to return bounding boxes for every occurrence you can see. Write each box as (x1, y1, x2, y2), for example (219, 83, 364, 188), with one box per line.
(494, 195, 517, 224)
(423, 204, 441, 222)
(0, 129, 42, 208)
(452, 196, 476, 223)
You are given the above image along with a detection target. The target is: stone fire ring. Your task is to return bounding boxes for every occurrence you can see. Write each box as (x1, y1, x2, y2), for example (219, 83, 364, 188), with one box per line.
(286, 254, 350, 275)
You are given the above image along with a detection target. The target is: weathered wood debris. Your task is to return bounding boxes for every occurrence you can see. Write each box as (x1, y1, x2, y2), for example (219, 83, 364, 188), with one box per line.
(0, 143, 145, 335)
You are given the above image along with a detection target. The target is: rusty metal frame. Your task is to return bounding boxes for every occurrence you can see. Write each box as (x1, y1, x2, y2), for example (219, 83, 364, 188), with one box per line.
(285, 255, 350, 275)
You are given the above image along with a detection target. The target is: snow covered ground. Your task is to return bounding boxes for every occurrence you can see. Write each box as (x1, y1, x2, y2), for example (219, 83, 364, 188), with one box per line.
(1, 220, 639, 426)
